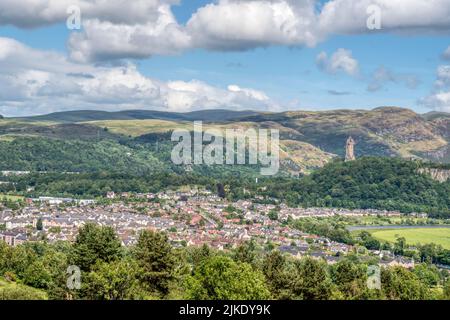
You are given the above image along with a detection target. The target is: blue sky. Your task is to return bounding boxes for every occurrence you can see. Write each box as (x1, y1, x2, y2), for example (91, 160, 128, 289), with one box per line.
(0, 0, 449, 116)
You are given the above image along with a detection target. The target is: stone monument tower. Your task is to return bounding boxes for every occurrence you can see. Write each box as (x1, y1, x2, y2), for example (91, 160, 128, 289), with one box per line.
(345, 136, 356, 161)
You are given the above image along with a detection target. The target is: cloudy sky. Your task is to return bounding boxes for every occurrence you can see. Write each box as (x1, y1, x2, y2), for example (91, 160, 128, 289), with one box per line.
(0, 0, 450, 116)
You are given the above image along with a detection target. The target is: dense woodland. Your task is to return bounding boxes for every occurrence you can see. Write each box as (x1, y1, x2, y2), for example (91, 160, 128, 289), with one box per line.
(256, 157, 450, 217)
(1, 224, 450, 300)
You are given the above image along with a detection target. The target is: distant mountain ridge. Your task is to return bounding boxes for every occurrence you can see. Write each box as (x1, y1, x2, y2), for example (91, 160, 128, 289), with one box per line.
(14, 107, 450, 123)
(14, 109, 261, 123)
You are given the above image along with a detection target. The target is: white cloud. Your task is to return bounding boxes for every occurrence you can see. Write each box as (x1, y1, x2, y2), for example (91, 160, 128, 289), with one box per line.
(187, 0, 320, 50)
(0, 0, 190, 62)
(188, 0, 450, 52)
(227, 85, 270, 101)
(0, 37, 277, 116)
(420, 65, 450, 111)
(68, 10, 191, 62)
(316, 48, 359, 76)
(2, 1, 450, 61)
(0, 0, 180, 28)
(318, 0, 450, 35)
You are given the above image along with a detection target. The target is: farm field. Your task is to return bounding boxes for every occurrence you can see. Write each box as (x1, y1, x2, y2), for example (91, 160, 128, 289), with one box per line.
(369, 228, 450, 249)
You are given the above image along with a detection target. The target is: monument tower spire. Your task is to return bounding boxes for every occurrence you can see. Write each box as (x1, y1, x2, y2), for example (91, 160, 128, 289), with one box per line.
(345, 136, 356, 161)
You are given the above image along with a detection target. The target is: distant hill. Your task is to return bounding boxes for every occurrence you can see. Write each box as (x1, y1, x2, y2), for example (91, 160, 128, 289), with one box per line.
(239, 107, 450, 162)
(1, 106, 450, 174)
(422, 111, 450, 121)
(15, 109, 261, 123)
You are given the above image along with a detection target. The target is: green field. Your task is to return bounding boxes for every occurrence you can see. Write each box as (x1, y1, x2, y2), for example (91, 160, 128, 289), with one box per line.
(0, 194, 24, 201)
(369, 228, 450, 249)
(83, 119, 260, 137)
(83, 119, 188, 136)
(348, 216, 430, 226)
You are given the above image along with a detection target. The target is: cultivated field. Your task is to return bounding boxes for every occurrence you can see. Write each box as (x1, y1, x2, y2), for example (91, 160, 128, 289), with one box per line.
(369, 227, 450, 249)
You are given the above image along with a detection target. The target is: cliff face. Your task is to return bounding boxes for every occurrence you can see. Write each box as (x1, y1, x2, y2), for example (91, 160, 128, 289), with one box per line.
(418, 168, 450, 182)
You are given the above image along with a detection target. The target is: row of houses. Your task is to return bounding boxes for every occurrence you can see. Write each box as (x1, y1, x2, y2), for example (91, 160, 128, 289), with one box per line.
(0, 230, 27, 246)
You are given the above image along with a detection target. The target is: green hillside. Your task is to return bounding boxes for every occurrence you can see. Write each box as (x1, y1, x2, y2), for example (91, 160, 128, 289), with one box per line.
(0, 137, 169, 174)
(243, 157, 450, 217)
(0, 277, 47, 300)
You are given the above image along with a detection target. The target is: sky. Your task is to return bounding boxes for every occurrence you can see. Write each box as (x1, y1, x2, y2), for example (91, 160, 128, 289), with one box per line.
(0, 0, 450, 117)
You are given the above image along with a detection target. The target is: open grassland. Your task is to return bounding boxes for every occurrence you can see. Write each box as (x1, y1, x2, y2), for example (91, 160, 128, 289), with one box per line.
(83, 119, 190, 136)
(0, 119, 57, 127)
(369, 228, 450, 249)
(84, 119, 264, 137)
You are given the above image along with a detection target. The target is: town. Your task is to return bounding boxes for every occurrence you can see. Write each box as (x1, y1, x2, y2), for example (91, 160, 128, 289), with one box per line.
(0, 189, 416, 268)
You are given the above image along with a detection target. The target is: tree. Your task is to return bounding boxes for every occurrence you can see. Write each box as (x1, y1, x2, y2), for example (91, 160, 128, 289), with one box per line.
(22, 246, 69, 299)
(187, 244, 213, 267)
(394, 237, 406, 256)
(358, 231, 380, 250)
(290, 257, 333, 300)
(0, 242, 36, 278)
(22, 259, 53, 290)
(262, 250, 290, 299)
(268, 209, 279, 221)
(444, 279, 450, 300)
(133, 230, 175, 296)
(36, 217, 43, 231)
(381, 266, 429, 300)
(233, 240, 256, 266)
(82, 259, 142, 300)
(185, 256, 270, 300)
(329, 260, 369, 299)
(217, 183, 226, 198)
(71, 223, 122, 271)
(412, 264, 440, 287)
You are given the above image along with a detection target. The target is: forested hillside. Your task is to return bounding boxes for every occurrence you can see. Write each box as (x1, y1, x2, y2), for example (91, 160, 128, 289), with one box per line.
(245, 158, 450, 217)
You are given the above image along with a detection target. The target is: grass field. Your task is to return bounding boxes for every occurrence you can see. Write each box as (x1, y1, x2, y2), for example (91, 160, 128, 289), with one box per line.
(84, 119, 261, 137)
(84, 119, 189, 137)
(0, 277, 47, 300)
(350, 216, 431, 226)
(369, 228, 450, 249)
(0, 194, 24, 201)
